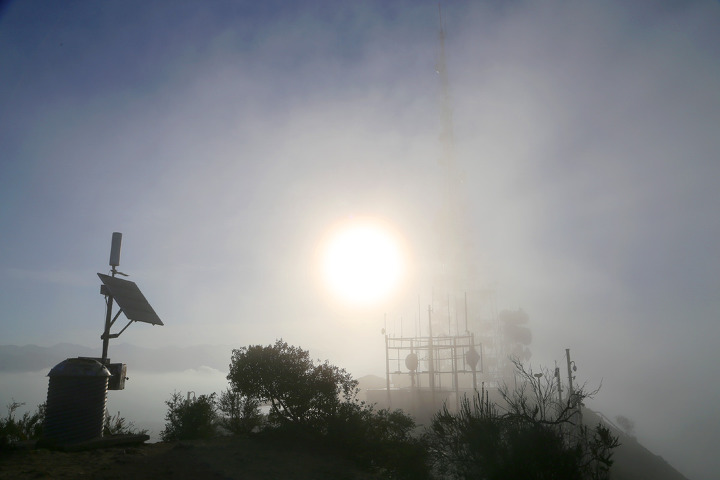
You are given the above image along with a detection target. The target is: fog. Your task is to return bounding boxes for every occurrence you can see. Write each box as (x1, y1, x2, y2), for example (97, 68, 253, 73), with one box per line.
(0, 367, 228, 442)
(1, 1, 719, 478)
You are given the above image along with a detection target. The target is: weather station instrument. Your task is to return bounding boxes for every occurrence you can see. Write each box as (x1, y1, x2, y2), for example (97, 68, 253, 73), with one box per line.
(98, 232, 163, 389)
(41, 232, 163, 447)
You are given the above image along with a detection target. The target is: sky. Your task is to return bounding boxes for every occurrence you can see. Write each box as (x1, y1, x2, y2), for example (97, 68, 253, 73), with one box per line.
(1, 1, 719, 478)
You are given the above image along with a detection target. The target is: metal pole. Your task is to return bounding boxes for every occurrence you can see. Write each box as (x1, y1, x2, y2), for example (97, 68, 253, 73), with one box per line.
(471, 333, 478, 391)
(566, 348, 583, 430)
(565, 348, 574, 403)
(555, 366, 563, 404)
(410, 339, 416, 389)
(447, 293, 451, 336)
(555, 365, 564, 437)
(101, 266, 117, 364)
(427, 306, 435, 390)
(101, 296, 113, 364)
(464, 292, 468, 333)
(417, 295, 421, 337)
(452, 337, 459, 410)
(385, 334, 391, 409)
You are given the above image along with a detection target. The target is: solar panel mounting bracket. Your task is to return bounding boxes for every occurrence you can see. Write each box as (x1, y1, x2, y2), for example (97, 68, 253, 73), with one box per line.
(98, 271, 163, 364)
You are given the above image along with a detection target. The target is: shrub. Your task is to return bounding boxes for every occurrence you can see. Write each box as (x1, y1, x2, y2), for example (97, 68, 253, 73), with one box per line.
(227, 340, 431, 477)
(217, 387, 263, 434)
(160, 392, 217, 441)
(0, 401, 45, 449)
(327, 403, 430, 479)
(227, 339, 357, 429)
(426, 362, 620, 480)
(103, 411, 148, 436)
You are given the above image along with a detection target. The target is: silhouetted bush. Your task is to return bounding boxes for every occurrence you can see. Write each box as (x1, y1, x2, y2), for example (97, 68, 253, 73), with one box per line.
(103, 411, 148, 436)
(0, 401, 45, 450)
(217, 387, 263, 434)
(227, 339, 357, 429)
(327, 403, 430, 479)
(227, 339, 431, 477)
(426, 361, 620, 480)
(161, 392, 217, 441)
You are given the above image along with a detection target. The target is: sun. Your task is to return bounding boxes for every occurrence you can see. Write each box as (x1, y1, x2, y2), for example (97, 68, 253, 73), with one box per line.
(320, 218, 405, 306)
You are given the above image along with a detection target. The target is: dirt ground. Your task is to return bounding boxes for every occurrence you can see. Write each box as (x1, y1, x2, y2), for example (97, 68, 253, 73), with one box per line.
(0, 436, 383, 480)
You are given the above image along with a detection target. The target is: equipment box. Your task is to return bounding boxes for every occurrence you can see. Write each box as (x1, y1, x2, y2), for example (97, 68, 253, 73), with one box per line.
(107, 363, 127, 390)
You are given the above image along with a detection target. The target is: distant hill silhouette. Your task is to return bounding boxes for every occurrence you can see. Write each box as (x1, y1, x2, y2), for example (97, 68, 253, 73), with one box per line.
(0, 343, 233, 373)
(583, 409, 690, 480)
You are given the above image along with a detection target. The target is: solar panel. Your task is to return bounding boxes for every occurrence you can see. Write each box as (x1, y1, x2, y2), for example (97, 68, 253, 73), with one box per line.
(97, 273, 164, 326)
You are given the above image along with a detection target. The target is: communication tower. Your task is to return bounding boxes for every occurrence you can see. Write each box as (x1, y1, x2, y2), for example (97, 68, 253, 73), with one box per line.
(379, 6, 532, 414)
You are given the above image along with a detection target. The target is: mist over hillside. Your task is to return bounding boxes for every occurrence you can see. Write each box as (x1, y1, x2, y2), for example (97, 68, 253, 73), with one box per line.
(0, 343, 233, 373)
(0, 343, 234, 443)
(2, 1, 719, 478)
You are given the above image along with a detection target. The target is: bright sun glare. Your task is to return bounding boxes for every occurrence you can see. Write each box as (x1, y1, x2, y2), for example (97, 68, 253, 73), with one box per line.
(321, 219, 405, 306)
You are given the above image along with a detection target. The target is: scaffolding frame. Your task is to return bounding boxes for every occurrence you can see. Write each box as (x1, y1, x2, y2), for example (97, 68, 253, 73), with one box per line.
(384, 332, 481, 411)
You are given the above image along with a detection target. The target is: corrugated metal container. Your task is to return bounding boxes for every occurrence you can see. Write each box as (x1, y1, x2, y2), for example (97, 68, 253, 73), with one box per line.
(43, 357, 110, 444)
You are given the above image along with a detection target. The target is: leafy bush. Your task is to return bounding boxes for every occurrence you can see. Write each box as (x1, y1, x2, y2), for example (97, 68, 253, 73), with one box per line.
(327, 403, 429, 479)
(227, 339, 431, 477)
(160, 392, 217, 441)
(217, 387, 263, 434)
(103, 411, 148, 436)
(0, 401, 45, 449)
(227, 339, 357, 429)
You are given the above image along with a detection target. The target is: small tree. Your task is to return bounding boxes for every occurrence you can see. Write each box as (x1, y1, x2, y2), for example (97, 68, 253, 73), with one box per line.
(227, 340, 431, 478)
(427, 361, 620, 480)
(0, 401, 45, 449)
(227, 339, 357, 428)
(499, 360, 620, 480)
(161, 392, 217, 441)
(217, 387, 263, 434)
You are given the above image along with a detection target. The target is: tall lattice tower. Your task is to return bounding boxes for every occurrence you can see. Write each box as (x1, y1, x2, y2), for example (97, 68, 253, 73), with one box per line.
(430, 5, 476, 334)
(430, 6, 528, 385)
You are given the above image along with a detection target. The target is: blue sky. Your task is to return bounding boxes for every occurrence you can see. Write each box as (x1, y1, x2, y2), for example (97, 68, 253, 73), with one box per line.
(2, 1, 720, 478)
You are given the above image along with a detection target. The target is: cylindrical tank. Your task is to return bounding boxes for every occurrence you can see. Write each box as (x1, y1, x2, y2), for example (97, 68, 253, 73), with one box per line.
(43, 358, 110, 444)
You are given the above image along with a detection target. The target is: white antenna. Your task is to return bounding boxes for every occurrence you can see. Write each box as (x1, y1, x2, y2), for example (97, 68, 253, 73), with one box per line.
(109, 232, 122, 269)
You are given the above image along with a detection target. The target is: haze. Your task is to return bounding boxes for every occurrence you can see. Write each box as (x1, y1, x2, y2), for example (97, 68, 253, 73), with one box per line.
(1, 1, 719, 479)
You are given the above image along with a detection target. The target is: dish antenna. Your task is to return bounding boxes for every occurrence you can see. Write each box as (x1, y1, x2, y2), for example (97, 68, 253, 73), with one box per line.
(99, 232, 163, 366)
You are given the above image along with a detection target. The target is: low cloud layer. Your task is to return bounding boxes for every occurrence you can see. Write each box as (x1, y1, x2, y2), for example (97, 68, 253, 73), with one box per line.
(1, 1, 718, 478)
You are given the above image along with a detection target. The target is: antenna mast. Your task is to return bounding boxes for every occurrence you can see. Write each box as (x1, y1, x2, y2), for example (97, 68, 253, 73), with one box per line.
(102, 232, 123, 363)
(437, 3, 455, 171)
(99, 232, 163, 364)
(432, 2, 470, 332)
